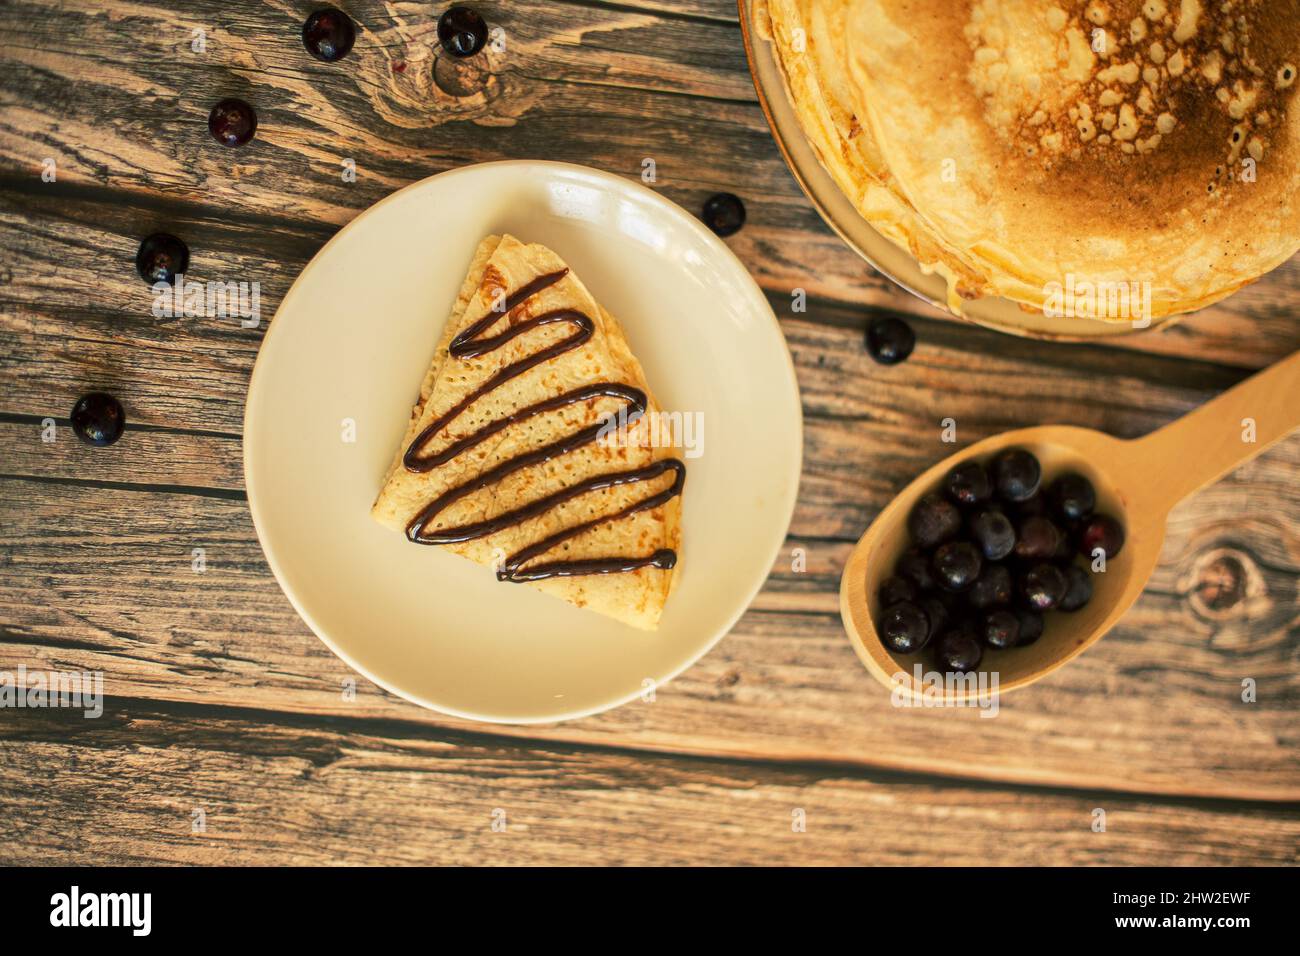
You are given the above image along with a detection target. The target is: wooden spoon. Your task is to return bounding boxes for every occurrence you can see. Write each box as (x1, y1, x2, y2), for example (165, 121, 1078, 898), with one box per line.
(840, 350, 1300, 701)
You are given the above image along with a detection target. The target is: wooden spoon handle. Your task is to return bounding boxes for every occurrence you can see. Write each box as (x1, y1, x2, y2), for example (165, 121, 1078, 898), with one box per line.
(1130, 350, 1300, 511)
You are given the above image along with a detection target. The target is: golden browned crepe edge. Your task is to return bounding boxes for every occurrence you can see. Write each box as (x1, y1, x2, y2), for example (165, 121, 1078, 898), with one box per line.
(759, 0, 993, 310)
(764, 0, 1300, 321)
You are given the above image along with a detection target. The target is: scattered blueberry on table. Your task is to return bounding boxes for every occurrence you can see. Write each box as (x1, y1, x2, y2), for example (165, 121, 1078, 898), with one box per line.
(208, 98, 258, 147)
(876, 448, 1124, 672)
(701, 192, 746, 238)
(71, 393, 125, 447)
(303, 7, 356, 62)
(865, 314, 915, 365)
(135, 233, 189, 286)
(438, 6, 489, 57)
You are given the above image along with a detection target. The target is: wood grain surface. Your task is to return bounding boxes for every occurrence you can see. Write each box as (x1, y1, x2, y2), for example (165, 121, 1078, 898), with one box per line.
(0, 0, 1297, 865)
(3, 701, 1298, 866)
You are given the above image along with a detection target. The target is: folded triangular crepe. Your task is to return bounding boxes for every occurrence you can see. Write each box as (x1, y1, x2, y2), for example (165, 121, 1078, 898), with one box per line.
(372, 235, 684, 630)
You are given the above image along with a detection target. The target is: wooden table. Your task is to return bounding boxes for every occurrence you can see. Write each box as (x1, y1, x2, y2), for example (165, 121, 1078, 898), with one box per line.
(1, 0, 1298, 866)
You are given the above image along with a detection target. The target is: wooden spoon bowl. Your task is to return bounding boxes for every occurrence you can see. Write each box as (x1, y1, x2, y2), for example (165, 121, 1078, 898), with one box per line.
(841, 351, 1300, 701)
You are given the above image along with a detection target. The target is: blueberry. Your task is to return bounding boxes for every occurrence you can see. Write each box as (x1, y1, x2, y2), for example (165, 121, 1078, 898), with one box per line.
(1058, 564, 1093, 611)
(1048, 472, 1096, 522)
(945, 460, 992, 507)
(1013, 515, 1062, 560)
(968, 562, 1012, 609)
(969, 508, 1015, 561)
(135, 232, 189, 286)
(896, 547, 937, 592)
(908, 492, 962, 550)
(1052, 525, 1077, 562)
(1021, 562, 1067, 611)
(932, 540, 982, 592)
(879, 601, 931, 654)
(981, 609, 1021, 649)
(865, 315, 915, 366)
(933, 629, 982, 673)
(701, 192, 745, 237)
(878, 575, 916, 607)
(1077, 514, 1125, 560)
(1015, 607, 1045, 645)
(919, 596, 949, 641)
(993, 448, 1041, 502)
(302, 7, 356, 62)
(208, 98, 257, 147)
(70, 392, 125, 447)
(438, 5, 489, 57)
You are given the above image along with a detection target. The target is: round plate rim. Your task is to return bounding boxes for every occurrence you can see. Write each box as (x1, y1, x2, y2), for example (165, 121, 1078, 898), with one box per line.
(242, 159, 804, 724)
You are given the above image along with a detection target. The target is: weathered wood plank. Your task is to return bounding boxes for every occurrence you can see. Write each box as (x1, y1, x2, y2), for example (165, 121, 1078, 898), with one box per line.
(0, 183, 1272, 438)
(1, 3, 1297, 367)
(2, 426, 1297, 801)
(0, 279, 1276, 542)
(1, 702, 1295, 865)
(0, 419, 244, 490)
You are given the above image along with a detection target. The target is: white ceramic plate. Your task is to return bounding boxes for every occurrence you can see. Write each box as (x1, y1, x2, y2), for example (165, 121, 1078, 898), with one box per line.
(244, 161, 802, 724)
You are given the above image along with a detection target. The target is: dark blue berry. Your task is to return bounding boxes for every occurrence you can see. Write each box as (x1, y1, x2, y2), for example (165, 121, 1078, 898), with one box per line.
(897, 547, 937, 592)
(879, 601, 931, 654)
(71, 393, 125, 447)
(993, 448, 1041, 502)
(702, 192, 745, 237)
(878, 575, 916, 607)
(1013, 515, 1062, 560)
(932, 540, 982, 592)
(920, 596, 948, 641)
(1015, 607, 1045, 645)
(968, 562, 1012, 609)
(1058, 564, 1093, 611)
(1048, 472, 1096, 522)
(908, 492, 961, 549)
(934, 629, 982, 673)
(303, 8, 356, 62)
(969, 508, 1015, 561)
(135, 233, 189, 286)
(439, 6, 488, 57)
(1021, 562, 1067, 611)
(865, 315, 915, 365)
(209, 98, 257, 147)
(981, 609, 1021, 649)
(1078, 514, 1125, 560)
(945, 460, 992, 507)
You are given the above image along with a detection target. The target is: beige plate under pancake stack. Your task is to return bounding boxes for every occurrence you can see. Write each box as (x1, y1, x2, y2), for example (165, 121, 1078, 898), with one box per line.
(742, 0, 1300, 339)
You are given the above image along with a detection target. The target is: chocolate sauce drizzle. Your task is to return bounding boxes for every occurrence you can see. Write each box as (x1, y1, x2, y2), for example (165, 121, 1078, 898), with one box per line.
(403, 268, 685, 582)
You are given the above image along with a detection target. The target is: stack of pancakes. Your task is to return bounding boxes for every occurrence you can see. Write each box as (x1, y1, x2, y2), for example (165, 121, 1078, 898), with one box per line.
(757, 0, 1300, 321)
